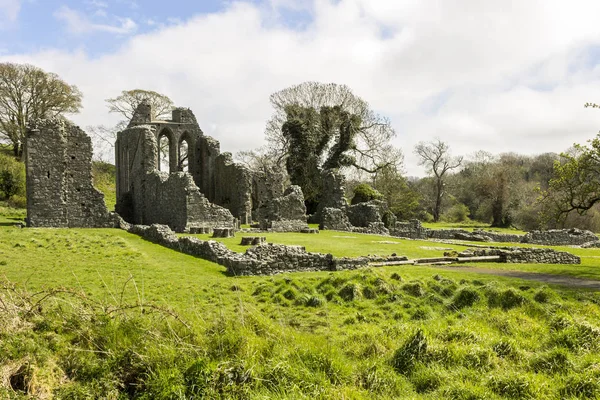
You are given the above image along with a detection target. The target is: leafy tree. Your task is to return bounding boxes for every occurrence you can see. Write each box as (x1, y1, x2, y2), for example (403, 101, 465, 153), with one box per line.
(372, 166, 421, 220)
(106, 89, 174, 122)
(0, 63, 83, 157)
(540, 134, 600, 223)
(414, 139, 463, 222)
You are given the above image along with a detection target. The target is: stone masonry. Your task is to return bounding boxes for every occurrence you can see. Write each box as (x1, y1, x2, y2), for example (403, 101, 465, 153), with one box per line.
(115, 102, 307, 232)
(25, 119, 119, 228)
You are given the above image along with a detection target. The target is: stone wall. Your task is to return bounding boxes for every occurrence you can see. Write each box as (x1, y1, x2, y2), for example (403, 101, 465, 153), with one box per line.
(25, 119, 118, 228)
(320, 207, 351, 231)
(389, 220, 597, 246)
(316, 169, 347, 221)
(257, 185, 308, 231)
(521, 229, 599, 246)
(115, 124, 234, 232)
(127, 223, 376, 275)
(460, 247, 581, 264)
(213, 152, 253, 224)
(346, 200, 387, 228)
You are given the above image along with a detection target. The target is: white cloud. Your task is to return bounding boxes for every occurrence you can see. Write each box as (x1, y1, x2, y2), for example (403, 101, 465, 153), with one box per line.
(6, 0, 600, 175)
(0, 0, 20, 27)
(54, 5, 137, 35)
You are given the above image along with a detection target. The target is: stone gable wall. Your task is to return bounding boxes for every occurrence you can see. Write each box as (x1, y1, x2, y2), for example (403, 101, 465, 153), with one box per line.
(25, 119, 118, 228)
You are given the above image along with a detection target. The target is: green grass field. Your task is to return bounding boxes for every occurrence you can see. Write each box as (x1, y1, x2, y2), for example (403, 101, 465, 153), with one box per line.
(2, 218, 600, 398)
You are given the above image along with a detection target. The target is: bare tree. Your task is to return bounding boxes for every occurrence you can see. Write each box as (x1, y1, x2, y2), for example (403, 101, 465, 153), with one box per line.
(0, 63, 83, 157)
(89, 89, 174, 161)
(414, 138, 463, 222)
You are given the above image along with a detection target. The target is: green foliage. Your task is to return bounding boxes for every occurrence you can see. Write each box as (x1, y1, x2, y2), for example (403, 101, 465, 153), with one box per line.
(351, 183, 383, 205)
(442, 203, 471, 223)
(0, 153, 25, 200)
(541, 134, 600, 225)
(282, 104, 362, 212)
(0, 62, 83, 156)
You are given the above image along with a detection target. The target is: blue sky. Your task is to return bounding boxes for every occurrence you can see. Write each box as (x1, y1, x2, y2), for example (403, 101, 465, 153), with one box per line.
(2, 0, 600, 175)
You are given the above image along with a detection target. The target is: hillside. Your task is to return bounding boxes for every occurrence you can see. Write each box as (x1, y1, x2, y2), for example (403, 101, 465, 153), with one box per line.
(1, 224, 599, 398)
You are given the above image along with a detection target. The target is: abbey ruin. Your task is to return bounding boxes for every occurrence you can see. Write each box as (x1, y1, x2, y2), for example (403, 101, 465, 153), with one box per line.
(23, 101, 597, 274)
(25, 102, 309, 233)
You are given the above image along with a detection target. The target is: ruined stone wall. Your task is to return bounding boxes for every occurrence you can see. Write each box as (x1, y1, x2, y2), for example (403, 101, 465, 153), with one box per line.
(316, 169, 347, 221)
(116, 125, 234, 232)
(128, 224, 372, 276)
(319, 207, 351, 231)
(346, 200, 387, 228)
(522, 229, 599, 246)
(461, 247, 580, 264)
(214, 152, 253, 224)
(257, 185, 307, 230)
(26, 119, 117, 228)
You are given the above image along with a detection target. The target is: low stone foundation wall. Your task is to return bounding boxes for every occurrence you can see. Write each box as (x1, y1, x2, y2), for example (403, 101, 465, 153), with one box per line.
(391, 220, 599, 247)
(521, 229, 599, 246)
(126, 223, 391, 276)
(459, 247, 581, 264)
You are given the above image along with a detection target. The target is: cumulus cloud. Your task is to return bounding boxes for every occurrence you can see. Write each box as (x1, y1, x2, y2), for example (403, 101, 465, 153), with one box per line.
(54, 5, 137, 35)
(0, 0, 20, 27)
(6, 0, 600, 175)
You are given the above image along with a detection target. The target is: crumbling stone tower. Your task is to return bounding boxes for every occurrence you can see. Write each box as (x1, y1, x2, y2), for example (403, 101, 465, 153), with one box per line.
(25, 119, 117, 228)
(115, 102, 253, 231)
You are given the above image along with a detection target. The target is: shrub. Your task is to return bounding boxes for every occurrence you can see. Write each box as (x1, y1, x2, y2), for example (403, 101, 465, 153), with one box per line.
(0, 154, 25, 201)
(442, 203, 471, 223)
(390, 329, 428, 375)
(351, 183, 383, 205)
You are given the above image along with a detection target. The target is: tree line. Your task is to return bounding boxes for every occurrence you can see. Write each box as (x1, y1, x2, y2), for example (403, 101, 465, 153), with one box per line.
(1, 62, 599, 231)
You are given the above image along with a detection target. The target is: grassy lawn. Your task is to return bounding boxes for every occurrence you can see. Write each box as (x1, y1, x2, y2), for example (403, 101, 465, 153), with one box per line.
(2, 223, 600, 398)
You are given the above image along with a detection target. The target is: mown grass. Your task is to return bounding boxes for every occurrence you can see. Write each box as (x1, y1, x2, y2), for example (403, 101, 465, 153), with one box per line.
(187, 229, 600, 280)
(1, 223, 600, 398)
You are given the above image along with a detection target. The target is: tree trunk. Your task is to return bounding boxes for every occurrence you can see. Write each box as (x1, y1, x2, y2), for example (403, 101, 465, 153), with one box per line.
(12, 142, 19, 158)
(491, 198, 509, 228)
(433, 179, 443, 222)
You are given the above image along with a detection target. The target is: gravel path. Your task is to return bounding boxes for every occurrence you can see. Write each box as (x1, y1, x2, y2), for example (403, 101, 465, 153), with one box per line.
(438, 266, 600, 291)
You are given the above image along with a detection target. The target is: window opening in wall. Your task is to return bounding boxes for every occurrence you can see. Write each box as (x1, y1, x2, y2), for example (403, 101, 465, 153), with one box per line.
(179, 138, 189, 172)
(158, 134, 170, 172)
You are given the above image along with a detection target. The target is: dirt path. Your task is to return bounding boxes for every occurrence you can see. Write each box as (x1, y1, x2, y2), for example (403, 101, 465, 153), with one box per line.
(437, 266, 600, 291)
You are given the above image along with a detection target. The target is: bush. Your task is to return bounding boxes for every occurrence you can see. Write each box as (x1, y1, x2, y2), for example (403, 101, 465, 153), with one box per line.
(351, 183, 383, 205)
(442, 203, 471, 223)
(0, 154, 25, 201)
